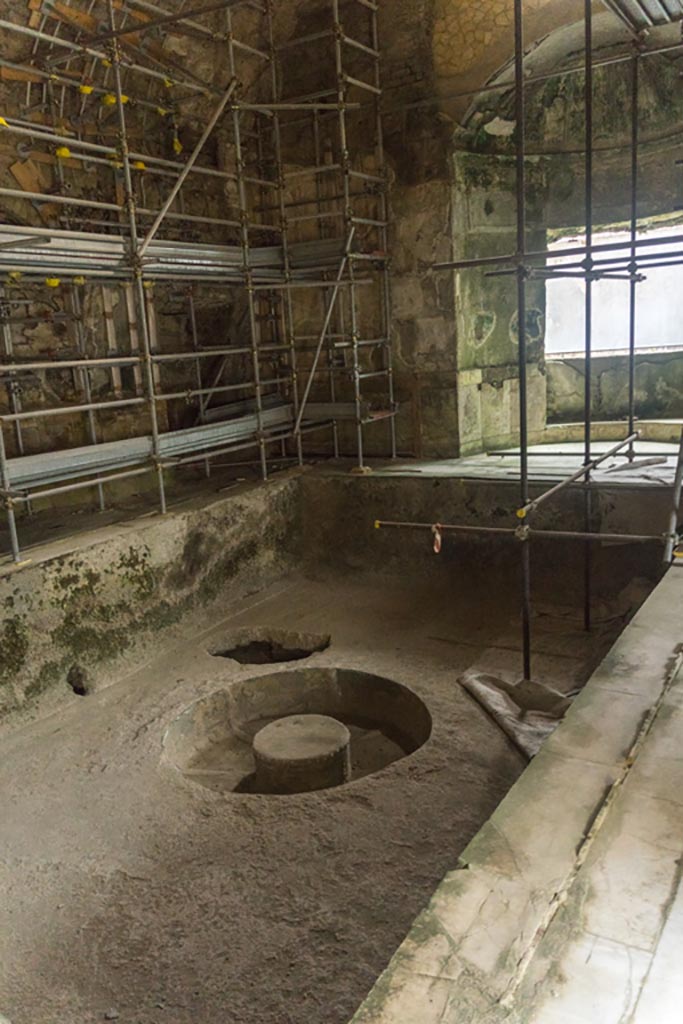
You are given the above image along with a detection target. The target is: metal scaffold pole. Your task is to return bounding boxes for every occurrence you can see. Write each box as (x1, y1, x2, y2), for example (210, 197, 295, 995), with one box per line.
(374, 0, 683, 681)
(0, 287, 26, 464)
(0, 0, 396, 562)
(370, 0, 397, 459)
(226, 6, 267, 481)
(266, 0, 303, 467)
(583, 0, 594, 633)
(332, 0, 362, 468)
(70, 284, 106, 511)
(0, 424, 20, 564)
(107, 0, 167, 515)
(513, 0, 532, 682)
(628, 54, 640, 455)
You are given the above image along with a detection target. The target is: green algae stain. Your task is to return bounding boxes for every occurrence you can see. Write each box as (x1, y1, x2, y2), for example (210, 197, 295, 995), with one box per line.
(0, 615, 29, 687)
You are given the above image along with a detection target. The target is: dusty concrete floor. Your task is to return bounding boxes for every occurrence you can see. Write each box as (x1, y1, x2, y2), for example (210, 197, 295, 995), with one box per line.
(350, 569, 683, 1024)
(0, 571, 646, 1024)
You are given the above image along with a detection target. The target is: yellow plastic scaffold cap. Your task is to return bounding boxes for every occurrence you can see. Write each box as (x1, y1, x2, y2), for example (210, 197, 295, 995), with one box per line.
(0, 117, 8, 128)
(45, 277, 61, 288)
(55, 146, 71, 159)
(79, 84, 94, 95)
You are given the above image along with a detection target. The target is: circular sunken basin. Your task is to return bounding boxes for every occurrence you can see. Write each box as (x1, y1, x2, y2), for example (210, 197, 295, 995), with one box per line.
(253, 714, 351, 795)
(163, 667, 432, 796)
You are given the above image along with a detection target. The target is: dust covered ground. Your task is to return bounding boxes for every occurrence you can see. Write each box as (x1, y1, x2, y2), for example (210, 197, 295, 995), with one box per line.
(0, 571, 646, 1024)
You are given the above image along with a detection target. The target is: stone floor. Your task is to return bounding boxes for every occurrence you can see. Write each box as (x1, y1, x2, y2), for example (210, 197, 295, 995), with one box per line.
(352, 567, 683, 1024)
(523, 622, 683, 1024)
(0, 569, 629, 1024)
(372, 440, 683, 487)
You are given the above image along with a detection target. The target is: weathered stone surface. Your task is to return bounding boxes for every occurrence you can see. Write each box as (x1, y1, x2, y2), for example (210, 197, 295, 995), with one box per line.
(0, 474, 301, 717)
(351, 570, 683, 1024)
(548, 352, 683, 423)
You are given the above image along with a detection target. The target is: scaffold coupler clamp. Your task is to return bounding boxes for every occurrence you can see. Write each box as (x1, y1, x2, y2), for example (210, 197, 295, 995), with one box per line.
(515, 523, 530, 543)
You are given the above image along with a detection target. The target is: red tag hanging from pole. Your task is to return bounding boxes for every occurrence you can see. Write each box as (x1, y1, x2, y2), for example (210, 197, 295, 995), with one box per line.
(432, 524, 443, 554)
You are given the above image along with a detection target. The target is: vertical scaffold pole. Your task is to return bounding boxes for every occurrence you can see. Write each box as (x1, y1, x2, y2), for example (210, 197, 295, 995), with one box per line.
(267, 0, 303, 466)
(0, 287, 26, 462)
(227, 6, 268, 480)
(107, 0, 166, 514)
(70, 284, 106, 510)
(628, 54, 640, 456)
(333, 0, 364, 468)
(372, 4, 397, 459)
(514, 0, 532, 682)
(583, 0, 594, 632)
(312, 106, 341, 459)
(0, 421, 20, 563)
(187, 287, 211, 478)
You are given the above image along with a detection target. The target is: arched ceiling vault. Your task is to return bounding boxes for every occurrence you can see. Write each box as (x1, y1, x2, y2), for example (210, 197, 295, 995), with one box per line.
(432, 0, 683, 122)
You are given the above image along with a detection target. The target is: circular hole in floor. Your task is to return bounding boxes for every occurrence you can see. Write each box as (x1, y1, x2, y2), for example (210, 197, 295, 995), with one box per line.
(207, 627, 331, 665)
(163, 667, 432, 795)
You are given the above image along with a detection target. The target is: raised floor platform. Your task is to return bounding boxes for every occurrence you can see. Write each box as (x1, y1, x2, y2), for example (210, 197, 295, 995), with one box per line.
(351, 566, 683, 1024)
(372, 439, 682, 488)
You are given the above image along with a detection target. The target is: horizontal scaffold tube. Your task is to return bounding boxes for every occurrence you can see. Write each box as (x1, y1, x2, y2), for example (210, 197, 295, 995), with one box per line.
(374, 520, 665, 545)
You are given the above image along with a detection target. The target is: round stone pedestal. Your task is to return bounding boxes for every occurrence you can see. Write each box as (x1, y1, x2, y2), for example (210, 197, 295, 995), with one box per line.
(253, 714, 351, 794)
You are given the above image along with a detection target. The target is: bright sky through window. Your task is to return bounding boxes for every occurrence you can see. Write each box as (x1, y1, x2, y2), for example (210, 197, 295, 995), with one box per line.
(545, 227, 683, 355)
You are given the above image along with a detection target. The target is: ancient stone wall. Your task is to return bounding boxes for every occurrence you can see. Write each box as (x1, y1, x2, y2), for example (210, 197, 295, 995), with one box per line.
(548, 351, 683, 423)
(0, 470, 301, 717)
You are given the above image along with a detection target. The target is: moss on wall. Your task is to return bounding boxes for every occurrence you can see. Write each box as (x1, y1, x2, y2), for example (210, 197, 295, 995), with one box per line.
(0, 474, 301, 718)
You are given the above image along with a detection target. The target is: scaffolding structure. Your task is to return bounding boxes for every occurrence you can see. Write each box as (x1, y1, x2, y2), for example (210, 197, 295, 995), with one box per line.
(0, 0, 397, 564)
(377, 0, 683, 682)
